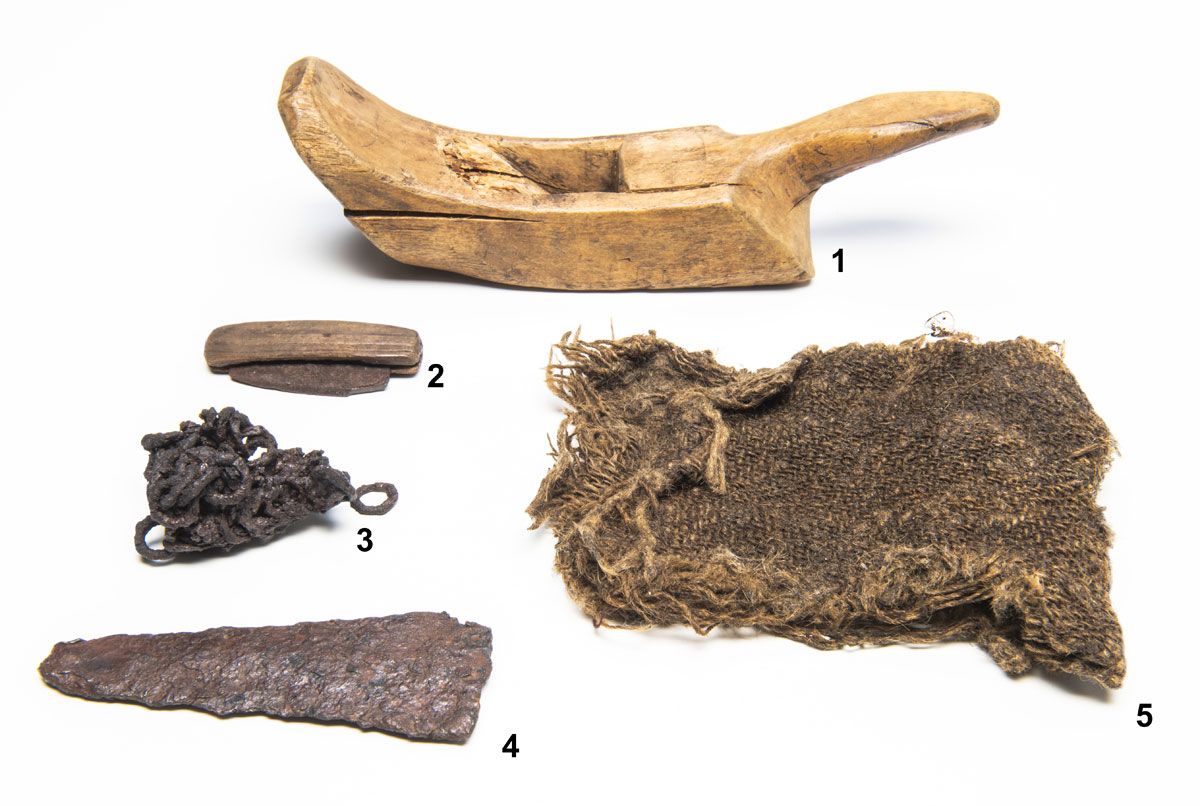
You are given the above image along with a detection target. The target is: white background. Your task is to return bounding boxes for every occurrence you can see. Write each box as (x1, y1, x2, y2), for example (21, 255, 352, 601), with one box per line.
(2, 1, 1193, 801)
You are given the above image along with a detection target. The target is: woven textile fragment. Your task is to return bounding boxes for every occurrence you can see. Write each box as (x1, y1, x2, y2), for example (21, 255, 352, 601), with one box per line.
(529, 333, 1124, 687)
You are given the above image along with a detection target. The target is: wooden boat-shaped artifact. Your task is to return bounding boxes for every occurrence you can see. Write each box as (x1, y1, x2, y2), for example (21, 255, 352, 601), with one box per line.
(280, 57, 998, 290)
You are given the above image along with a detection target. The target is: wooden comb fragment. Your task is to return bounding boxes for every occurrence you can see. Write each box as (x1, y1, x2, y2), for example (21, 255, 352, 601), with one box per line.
(204, 320, 422, 396)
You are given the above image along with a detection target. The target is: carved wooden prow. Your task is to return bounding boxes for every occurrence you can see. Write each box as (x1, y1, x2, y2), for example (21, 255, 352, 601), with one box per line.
(280, 57, 998, 290)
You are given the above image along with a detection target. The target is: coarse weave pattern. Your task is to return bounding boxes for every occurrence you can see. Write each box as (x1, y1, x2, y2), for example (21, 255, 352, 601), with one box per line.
(528, 332, 1124, 687)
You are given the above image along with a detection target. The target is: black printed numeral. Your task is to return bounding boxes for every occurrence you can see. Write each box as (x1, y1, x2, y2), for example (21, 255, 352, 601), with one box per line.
(502, 733, 519, 757)
(1136, 703, 1153, 727)
(428, 364, 444, 387)
(357, 528, 373, 552)
(833, 248, 844, 272)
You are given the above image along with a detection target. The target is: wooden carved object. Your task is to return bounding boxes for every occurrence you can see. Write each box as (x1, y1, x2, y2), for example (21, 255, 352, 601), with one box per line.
(279, 57, 998, 290)
(205, 320, 422, 396)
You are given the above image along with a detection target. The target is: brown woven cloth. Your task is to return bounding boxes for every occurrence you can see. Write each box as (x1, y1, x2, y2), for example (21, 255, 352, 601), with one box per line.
(528, 332, 1124, 687)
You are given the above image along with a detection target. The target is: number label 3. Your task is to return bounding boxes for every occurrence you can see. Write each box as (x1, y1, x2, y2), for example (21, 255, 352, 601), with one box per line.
(357, 528, 373, 552)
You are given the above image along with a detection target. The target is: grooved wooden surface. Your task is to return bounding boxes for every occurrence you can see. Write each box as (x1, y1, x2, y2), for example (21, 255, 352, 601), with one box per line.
(204, 320, 422, 368)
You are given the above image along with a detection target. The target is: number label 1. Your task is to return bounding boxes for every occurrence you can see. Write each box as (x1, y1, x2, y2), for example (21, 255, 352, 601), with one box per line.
(428, 364, 444, 387)
(833, 248, 844, 272)
(1137, 703, 1153, 727)
(357, 527, 373, 552)
(502, 733, 519, 757)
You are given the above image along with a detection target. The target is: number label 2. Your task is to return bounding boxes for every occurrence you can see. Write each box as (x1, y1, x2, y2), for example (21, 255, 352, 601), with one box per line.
(428, 364, 444, 387)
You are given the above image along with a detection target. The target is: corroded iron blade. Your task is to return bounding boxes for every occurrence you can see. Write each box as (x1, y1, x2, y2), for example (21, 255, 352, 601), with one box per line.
(40, 613, 492, 742)
(228, 361, 392, 396)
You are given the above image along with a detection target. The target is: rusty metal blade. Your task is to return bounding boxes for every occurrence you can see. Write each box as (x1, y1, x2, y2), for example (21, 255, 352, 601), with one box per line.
(228, 361, 391, 396)
(39, 613, 492, 742)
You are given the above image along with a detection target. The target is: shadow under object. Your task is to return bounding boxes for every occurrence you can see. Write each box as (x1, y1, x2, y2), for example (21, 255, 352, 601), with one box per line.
(39, 613, 492, 742)
(529, 331, 1124, 687)
(279, 57, 998, 290)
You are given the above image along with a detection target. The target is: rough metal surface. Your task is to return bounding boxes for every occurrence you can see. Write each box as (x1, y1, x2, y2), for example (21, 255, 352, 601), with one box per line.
(39, 613, 492, 742)
(135, 407, 397, 561)
(229, 361, 392, 396)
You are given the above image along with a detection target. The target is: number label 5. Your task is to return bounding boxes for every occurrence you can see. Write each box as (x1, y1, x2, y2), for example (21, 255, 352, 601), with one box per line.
(1136, 703, 1153, 727)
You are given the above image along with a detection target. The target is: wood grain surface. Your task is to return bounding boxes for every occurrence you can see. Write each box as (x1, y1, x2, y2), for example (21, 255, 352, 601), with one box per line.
(205, 320, 421, 369)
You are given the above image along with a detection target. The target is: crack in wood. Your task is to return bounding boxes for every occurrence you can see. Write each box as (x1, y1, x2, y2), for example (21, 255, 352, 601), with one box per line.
(344, 209, 537, 223)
